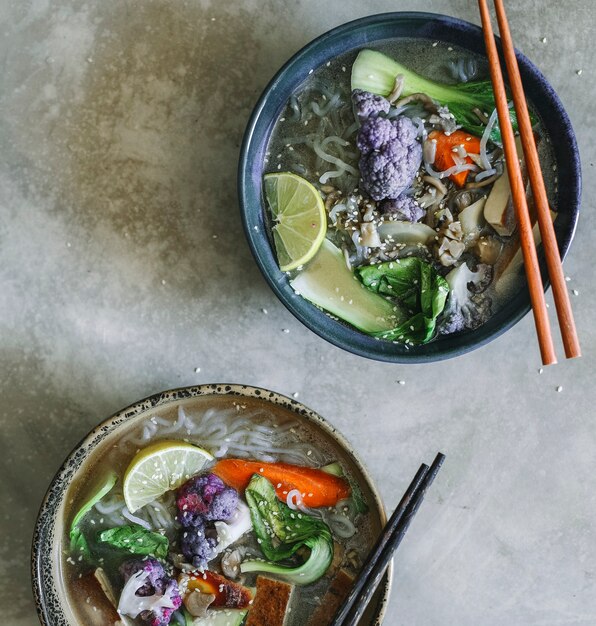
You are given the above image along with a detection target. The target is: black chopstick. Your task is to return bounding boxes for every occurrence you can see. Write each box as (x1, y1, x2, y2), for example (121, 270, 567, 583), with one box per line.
(329, 452, 445, 626)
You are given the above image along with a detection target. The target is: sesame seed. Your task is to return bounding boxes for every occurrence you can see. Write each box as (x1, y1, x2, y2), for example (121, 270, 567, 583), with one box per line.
(572, 289, 579, 296)
(541, 36, 547, 43)
(576, 69, 583, 76)
(194, 367, 201, 373)
(261, 308, 268, 314)
(292, 392, 299, 398)
(556, 386, 563, 393)
(538, 368, 544, 374)
(565, 276, 571, 282)
(398, 380, 406, 385)
(282, 328, 290, 333)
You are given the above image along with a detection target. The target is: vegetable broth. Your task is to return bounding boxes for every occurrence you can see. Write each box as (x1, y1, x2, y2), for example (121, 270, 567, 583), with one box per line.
(264, 38, 557, 344)
(61, 395, 382, 626)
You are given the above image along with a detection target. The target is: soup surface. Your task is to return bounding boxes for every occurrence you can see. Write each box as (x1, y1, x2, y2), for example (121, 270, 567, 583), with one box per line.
(60, 394, 383, 626)
(263, 38, 556, 346)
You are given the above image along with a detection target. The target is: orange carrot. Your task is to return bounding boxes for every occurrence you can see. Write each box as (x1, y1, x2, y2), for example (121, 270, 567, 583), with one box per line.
(213, 459, 351, 508)
(428, 129, 481, 187)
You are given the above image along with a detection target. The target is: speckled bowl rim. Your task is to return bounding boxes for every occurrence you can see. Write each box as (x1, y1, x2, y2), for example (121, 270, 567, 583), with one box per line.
(238, 11, 581, 363)
(31, 384, 393, 626)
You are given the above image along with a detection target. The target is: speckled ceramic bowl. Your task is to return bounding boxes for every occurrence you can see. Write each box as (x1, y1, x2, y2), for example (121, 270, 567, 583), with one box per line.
(32, 384, 392, 625)
(238, 12, 581, 363)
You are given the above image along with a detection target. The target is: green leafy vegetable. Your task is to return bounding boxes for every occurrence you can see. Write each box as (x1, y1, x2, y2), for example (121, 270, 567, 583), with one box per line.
(98, 524, 169, 559)
(240, 474, 334, 585)
(69, 472, 118, 559)
(357, 258, 449, 344)
(351, 49, 534, 144)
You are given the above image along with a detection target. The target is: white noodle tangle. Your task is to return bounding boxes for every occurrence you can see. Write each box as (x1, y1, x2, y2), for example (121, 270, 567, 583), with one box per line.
(122, 406, 325, 466)
(425, 161, 477, 179)
(312, 139, 358, 176)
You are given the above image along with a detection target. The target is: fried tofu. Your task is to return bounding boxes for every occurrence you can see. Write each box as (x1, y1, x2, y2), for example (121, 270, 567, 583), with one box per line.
(306, 568, 355, 625)
(245, 576, 294, 626)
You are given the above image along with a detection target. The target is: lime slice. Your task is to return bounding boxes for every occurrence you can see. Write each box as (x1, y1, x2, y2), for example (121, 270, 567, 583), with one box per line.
(123, 440, 213, 512)
(264, 172, 327, 271)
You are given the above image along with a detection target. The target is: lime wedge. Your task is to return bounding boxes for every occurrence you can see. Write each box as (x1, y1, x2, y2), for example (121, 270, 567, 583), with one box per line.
(264, 172, 327, 271)
(123, 441, 213, 513)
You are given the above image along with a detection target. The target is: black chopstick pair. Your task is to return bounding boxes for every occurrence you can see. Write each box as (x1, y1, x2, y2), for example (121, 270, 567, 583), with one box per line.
(329, 452, 445, 626)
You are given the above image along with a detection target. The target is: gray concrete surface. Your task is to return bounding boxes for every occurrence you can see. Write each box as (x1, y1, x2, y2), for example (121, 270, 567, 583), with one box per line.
(1, 0, 594, 624)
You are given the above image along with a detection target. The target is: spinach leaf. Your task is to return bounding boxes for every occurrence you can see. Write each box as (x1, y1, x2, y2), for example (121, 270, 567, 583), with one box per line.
(357, 257, 449, 344)
(98, 524, 169, 559)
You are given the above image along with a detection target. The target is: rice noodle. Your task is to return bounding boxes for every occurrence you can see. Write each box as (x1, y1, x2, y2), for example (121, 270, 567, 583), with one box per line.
(95, 496, 125, 515)
(425, 161, 477, 179)
(288, 95, 300, 122)
(329, 202, 347, 224)
(122, 506, 152, 530)
(312, 139, 358, 176)
(124, 406, 326, 466)
(480, 108, 499, 170)
(475, 167, 497, 182)
(286, 489, 309, 513)
(311, 93, 341, 117)
(411, 116, 427, 140)
(319, 169, 346, 184)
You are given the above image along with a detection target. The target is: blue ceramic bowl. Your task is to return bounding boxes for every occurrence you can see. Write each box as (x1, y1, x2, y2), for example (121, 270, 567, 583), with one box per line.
(238, 12, 581, 363)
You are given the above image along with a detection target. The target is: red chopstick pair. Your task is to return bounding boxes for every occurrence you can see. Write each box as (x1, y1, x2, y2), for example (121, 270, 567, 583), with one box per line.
(478, 0, 580, 365)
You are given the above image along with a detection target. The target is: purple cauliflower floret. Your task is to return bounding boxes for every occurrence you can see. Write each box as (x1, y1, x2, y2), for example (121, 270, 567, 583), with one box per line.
(119, 558, 182, 626)
(352, 89, 391, 121)
(176, 473, 238, 526)
(381, 196, 425, 222)
(180, 520, 218, 570)
(357, 116, 422, 202)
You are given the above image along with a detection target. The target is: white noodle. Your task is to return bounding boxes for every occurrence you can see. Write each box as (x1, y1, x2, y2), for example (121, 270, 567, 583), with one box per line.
(121, 506, 152, 530)
(480, 108, 499, 170)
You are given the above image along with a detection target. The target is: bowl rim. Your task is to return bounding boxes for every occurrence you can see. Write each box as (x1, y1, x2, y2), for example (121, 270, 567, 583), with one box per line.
(238, 11, 581, 363)
(31, 383, 393, 626)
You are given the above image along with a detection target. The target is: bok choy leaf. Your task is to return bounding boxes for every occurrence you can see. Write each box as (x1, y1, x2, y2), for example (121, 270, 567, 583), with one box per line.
(240, 474, 333, 585)
(357, 257, 449, 344)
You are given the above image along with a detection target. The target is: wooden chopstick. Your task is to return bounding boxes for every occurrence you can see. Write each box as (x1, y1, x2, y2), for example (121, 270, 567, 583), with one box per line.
(478, 0, 557, 366)
(493, 0, 581, 359)
(329, 453, 445, 626)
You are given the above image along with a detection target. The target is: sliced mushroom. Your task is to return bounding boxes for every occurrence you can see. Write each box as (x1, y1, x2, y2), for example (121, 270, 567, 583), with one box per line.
(359, 222, 382, 248)
(221, 547, 245, 580)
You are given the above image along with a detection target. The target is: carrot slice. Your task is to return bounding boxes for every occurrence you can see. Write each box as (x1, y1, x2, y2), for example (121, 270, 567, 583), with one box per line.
(428, 129, 481, 187)
(213, 459, 351, 508)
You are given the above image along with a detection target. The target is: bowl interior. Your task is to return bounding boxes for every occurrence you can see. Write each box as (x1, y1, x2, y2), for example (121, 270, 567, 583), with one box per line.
(32, 384, 391, 626)
(238, 12, 581, 363)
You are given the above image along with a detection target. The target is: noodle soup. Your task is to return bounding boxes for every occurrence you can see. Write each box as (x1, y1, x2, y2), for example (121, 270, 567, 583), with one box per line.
(33, 387, 389, 626)
(261, 38, 557, 348)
